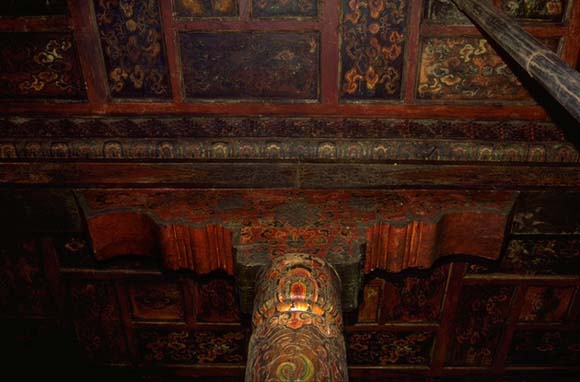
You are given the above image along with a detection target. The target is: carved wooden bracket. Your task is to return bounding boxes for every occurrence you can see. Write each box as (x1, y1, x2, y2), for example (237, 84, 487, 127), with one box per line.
(82, 190, 516, 312)
(88, 212, 234, 274)
(365, 211, 510, 273)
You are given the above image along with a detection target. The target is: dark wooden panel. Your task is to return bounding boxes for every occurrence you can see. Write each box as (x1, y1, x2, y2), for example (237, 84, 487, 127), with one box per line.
(129, 281, 185, 322)
(341, 0, 408, 100)
(345, 330, 435, 366)
(0, 32, 86, 99)
(508, 329, 580, 365)
(93, 0, 171, 99)
(179, 32, 319, 100)
(0, 0, 67, 16)
(252, 0, 318, 18)
(379, 264, 450, 323)
(512, 191, 580, 234)
(518, 286, 575, 322)
(297, 163, 580, 189)
(69, 280, 129, 363)
(0, 240, 56, 317)
(447, 285, 515, 366)
(0, 189, 81, 234)
(195, 277, 240, 323)
(1, 162, 579, 188)
(174, 0, 238, 17)
(501, 239, 580, 275)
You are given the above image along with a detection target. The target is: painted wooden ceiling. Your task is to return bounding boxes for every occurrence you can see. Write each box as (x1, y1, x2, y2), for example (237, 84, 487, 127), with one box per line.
(0, 1, 579, 382)
(0, 0, 578, 120)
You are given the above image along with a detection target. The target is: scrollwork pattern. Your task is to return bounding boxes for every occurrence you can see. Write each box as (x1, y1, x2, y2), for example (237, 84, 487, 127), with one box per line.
(93, 0, 170, 98)
(0, 33, 86, 99)
(341, 0, 407, 100)
(418, 37, 530, 101)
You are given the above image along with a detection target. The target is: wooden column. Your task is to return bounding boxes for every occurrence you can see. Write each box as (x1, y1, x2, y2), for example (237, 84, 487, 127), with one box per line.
(246, 253, 348, 382)
(451, 0, 580, 123)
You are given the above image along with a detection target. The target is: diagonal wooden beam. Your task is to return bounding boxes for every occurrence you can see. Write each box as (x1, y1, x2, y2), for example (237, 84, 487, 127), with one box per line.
(451, 0, 580, 123)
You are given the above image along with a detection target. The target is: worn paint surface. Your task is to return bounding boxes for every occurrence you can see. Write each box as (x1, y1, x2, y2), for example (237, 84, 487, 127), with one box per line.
(246, 254, 348, 382)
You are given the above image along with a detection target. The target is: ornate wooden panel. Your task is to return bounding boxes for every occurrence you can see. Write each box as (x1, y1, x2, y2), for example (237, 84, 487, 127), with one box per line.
(93, 0, 171, 99)
(129, 281, 185, 322)
(447, 285, 515, 366)
(174, 0, 238, 17)
(179, 32, 319, 100)
(380, 264, 450, 323)
(418, 37, 531, 101)
(0, 0, 579, 380)
(341, 0, 408, 100)
(195, 277, 240, 323)
(0, 33, 85, 99)
(518, 286, 575, 322)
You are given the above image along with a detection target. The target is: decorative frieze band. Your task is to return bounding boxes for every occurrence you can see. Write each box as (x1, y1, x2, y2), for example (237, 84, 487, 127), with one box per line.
(0, 138, 577, 163)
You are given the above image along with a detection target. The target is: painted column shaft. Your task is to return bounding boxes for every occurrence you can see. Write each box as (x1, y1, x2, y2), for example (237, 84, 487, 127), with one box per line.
(246, 253, 348, 382)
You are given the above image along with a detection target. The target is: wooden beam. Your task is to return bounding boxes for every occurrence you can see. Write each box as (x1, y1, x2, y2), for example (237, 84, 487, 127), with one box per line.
(450, 0, 580, 123)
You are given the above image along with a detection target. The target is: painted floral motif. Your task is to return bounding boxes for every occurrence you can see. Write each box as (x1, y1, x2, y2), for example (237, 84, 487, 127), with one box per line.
(501, 0, 566, 21)
(341, 0, 407, 100)
(94, 0, 170, 98)
(196, 277, 240, 322)
(129, 281, 185, 321)
(69, 281, 128, 363)
(424, 0, 471, 24)
(346, 331, 434, 365)
(253, 0, 317, 18)
(381, 264, 450, 322)
(174, 0, 237, 17)
(418, 37, 529, 101)
(180, 32, 319, 99)
(518, 287, 574, 322)
(509, 330, 580, 365)
(139, 329, 247, 364)
(0, 33, 86, 99)
(501, 239, 580, 275)
(448, 286, 514, 366)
